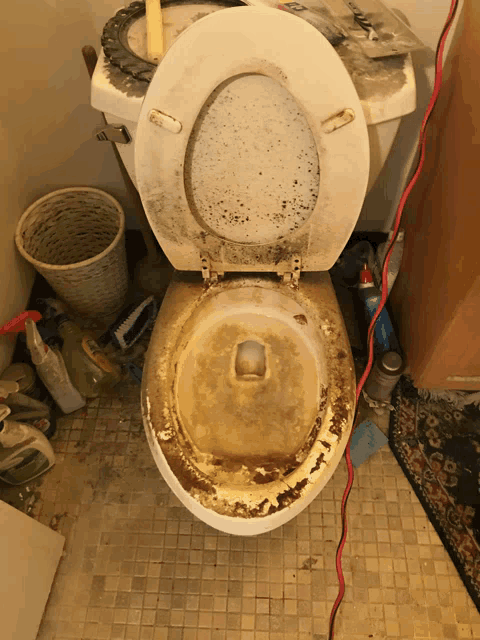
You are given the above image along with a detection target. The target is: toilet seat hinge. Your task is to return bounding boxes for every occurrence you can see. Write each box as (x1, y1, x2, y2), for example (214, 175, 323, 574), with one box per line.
(201, 255, 223, 285)
(278, 256, 302, 287)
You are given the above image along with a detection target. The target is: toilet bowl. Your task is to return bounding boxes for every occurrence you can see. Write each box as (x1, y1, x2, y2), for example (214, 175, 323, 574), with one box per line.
(142, 272, 355, 534)
(92, 4, 416, 534)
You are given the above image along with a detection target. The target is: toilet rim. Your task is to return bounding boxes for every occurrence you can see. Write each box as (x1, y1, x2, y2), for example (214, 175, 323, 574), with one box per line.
(141, 273, 355, 529)
(134, 5, 370, 274)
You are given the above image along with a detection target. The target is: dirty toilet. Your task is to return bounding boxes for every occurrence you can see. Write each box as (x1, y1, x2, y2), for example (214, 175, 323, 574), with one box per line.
(92, 4, 416, 534)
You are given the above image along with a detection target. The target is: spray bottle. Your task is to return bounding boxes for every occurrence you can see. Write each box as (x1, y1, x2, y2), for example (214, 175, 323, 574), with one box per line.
(47, 303, 122, 398)
(24, 318, 85, 414)
(358, 263, 400, 355)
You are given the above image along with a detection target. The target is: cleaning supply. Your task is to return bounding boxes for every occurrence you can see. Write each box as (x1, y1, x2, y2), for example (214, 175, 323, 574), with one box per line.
(362, 351, 403, 414)
(98, 295, 158, 351)
(364, 351, 403, 402)
(1, 363, 37, 397)
(0, 376, 50, 421)
(358, 263, 399, 355)
(349, 419, 388, 468)
(51, 309, 121, 398)
(0, 404, 55, 485)
(25, 318, 85, 414)
(0, 310, 42, 335)
(0, 310, 43, 344)
(3, 393, 51, 423)
(1, 363, 57, 438)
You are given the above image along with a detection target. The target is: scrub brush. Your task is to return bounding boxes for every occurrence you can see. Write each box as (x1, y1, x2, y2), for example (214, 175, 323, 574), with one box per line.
(98, 295, 159, 351)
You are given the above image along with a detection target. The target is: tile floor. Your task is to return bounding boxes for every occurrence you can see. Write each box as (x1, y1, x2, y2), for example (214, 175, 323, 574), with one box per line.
(7, 380, 480, 640)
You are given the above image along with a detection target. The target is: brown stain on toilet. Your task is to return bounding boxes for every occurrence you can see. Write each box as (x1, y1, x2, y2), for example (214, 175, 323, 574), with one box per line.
(309, 452, 325, 474)
(329, 393, 350, 437)
(294, 314, 308, 325)
(267, 478, 309, 514)
(165, 447, 215, 496)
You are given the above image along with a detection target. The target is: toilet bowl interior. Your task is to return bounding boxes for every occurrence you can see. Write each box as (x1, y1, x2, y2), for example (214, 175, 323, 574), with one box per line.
(175, 286, 325, 480)
(142, 273, 356, 521)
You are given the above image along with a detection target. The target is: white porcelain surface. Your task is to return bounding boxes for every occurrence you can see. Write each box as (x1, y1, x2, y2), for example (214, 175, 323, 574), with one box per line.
(134, 6, 370, 273)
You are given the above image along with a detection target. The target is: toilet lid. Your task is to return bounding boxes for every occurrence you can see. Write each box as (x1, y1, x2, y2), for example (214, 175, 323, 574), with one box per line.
(135, 6, 370, 273)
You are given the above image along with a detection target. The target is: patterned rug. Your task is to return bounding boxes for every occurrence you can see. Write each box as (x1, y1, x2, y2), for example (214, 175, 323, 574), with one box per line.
(389, 377, 480, 611)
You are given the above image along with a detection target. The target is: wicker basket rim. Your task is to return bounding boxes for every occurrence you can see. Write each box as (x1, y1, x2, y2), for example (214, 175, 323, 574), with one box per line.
(15, 187, 126, 272)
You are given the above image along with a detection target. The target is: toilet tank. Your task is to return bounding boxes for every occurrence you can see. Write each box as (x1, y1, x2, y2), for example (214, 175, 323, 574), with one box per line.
(91, 3, 416, 192)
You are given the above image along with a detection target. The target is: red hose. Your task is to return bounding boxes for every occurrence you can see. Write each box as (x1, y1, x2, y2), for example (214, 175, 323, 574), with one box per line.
(328, 1, 460, 637)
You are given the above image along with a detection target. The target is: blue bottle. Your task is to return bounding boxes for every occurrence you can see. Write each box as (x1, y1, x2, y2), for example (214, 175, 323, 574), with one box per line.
(358, 263, 400, 355)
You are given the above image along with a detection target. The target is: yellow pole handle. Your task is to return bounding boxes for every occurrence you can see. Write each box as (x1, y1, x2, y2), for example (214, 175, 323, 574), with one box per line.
(145, 0, 164, 63)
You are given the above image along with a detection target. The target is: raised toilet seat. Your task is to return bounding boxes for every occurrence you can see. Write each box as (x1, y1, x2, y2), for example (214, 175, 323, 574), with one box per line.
(135, 6, 370, 534)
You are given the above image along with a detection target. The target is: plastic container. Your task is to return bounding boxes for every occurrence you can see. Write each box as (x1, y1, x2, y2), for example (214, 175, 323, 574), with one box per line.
(358, 263, 400, 355)
(1, 363, 57, 438)
(25, 318, 85, 414)
(1, 363, 37, 396)
(364, 351, 404, 402)
(55, 313, 121, 398)
(3, 393, 50, 422)
(0, 405, 55, 485)
(15, 187, 129, 317)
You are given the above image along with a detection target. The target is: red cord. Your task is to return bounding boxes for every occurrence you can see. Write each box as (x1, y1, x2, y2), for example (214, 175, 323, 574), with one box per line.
(328, 1, 460, 637)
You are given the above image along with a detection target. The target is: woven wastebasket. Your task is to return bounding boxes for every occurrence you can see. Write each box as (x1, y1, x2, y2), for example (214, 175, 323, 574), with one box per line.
(16, 187, 129, 317)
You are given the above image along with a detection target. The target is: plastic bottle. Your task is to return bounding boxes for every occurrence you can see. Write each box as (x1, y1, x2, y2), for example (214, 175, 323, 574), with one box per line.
(364, 351, 404, 402)
(0, 404, 55, 485)
(1, 363, 37, 396)
(24, 318, 85, 414)
(1, 362, 57, 437)
(53, 313, 121, 398)
(358, 263, 400, 356)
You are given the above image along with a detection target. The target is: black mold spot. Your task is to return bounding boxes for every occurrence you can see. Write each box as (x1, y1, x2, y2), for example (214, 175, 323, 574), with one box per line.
(293, 314, 307, 326)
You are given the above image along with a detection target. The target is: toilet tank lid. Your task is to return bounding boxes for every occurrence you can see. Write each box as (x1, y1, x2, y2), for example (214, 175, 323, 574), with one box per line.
(91, 23, 416, 127)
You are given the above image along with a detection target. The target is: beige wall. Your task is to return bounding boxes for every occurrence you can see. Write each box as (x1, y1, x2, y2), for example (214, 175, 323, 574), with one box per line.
(0, 1, 135, 373)
(0, 0, 464, 373)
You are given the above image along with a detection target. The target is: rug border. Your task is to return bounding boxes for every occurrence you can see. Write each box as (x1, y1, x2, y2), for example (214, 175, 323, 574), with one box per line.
(388, 378, 480, 613)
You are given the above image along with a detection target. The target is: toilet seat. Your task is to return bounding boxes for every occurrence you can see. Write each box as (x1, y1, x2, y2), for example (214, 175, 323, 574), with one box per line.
(142, 273, 355, 535)
(135, 5, 370, 274)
